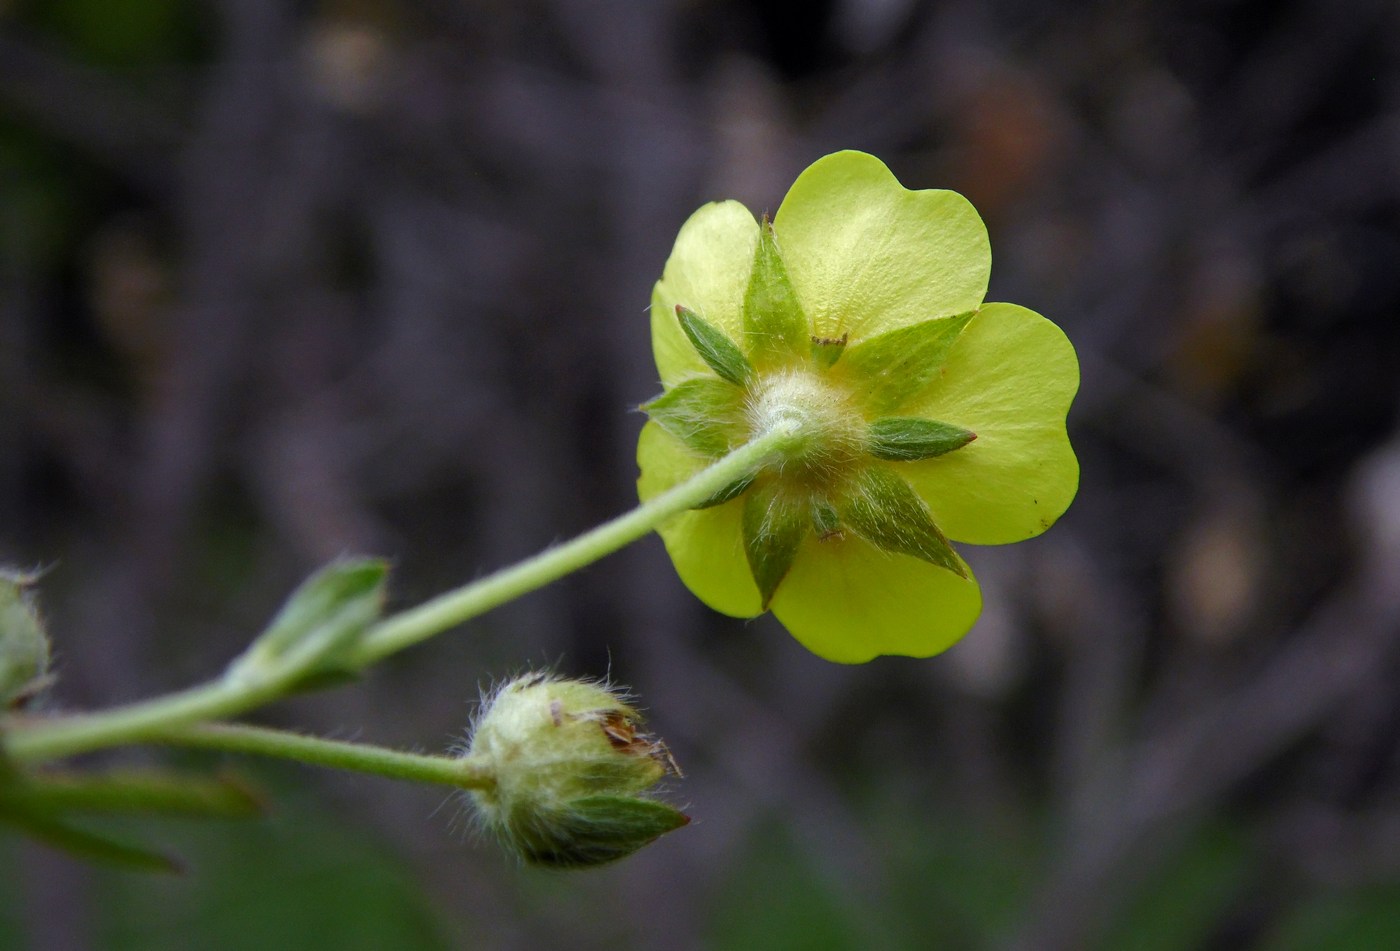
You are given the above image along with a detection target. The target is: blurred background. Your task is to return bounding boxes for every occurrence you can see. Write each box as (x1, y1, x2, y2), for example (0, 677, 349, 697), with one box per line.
(3, 0, 1399, 948)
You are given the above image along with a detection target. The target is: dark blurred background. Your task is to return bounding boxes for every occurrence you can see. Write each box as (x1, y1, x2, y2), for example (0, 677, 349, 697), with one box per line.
(3, 0, 1400, 948)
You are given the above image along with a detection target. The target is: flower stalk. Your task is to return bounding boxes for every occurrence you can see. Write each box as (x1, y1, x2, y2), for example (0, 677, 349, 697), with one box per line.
(3, 424, 802, 766)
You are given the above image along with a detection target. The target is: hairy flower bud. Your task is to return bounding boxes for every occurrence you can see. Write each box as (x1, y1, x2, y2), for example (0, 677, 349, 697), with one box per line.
(463, 672, 687, 868)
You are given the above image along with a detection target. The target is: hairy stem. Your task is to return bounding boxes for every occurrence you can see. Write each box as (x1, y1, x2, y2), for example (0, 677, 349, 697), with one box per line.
(2, 424, 798, 765)
(145, 722, 494, 789)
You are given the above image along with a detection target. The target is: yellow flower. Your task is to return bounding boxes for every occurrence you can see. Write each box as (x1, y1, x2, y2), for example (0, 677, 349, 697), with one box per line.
(638, 151, 1079, 662)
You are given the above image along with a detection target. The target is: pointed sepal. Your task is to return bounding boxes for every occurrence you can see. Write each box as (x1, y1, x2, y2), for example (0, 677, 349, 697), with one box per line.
(676, 306, 754, 386)
(519, 795, 690, 869)
(867, 417, 976, 461)
(841, 310, 975, 414)
(642, 378, 747, 457)
(742, 484, 808, 609)
(839, 466, 967, 577)
(742, 219, 809, 363)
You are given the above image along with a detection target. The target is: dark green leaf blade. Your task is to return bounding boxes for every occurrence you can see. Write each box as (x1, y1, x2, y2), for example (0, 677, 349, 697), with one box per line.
(676, 306, 754, 386)
(1, 804, 183, 873)
(642, 379, 747, 457)
(841, 310, 976, 414)
(867, 417, 977, 461)
(16, 768, 263, 819)
(839, 466, 967, 577)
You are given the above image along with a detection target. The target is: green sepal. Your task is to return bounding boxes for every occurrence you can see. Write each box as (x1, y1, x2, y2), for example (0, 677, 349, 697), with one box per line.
(227, 559, 387, 684)
(642, 378, 747, 458)
(811, 500, 841, 538)
(676, 306, 754, 386)
(742, 484, 808, 609)
(867, 417, 977, 461)
(693, 471, 757, 509)
(810, 332, 848, 369)
(516, 796, 690, 869)
(840, 466, 967, 577)
(742, 219, 809, 363)
(0, 569, 50, 708)
(841, 310, 976, 414)
(9, 768, 264, 819)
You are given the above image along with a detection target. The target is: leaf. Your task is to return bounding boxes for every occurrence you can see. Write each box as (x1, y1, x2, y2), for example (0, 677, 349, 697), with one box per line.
(742, 484, 809, 609)
(742, 219, 809, 363)
(227, 559, 388, 684)
(14, 768, 263, 819)
(642, 378, 747, 458)
(841, 310, 975, 414)
(867, 417, 976, 461)
(0, 802, 182, 873)
(676, 306, 754, 386)
(839, 467, 966, 577)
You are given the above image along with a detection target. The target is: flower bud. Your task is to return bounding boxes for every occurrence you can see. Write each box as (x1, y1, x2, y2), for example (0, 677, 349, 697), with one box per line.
(463, 672, 687, 868)
(0, 570, 51, 708)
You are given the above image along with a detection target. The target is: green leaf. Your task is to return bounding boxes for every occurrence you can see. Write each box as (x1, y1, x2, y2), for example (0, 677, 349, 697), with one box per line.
(516, 796, 689, 869)
(676, 306, 754, 386)
(841, 311, 975, 414)
(742, 219, 809, 363)
(769, 532, 982, 662)
(642, 378, 747, 458)
(839, 467, 966, 577)
(742, 485, 808, 609)
(0, 803, 182, 873)
(13, 769, 263, 819)
(228, 559, 388, 684)
(867, 417, 976, 461)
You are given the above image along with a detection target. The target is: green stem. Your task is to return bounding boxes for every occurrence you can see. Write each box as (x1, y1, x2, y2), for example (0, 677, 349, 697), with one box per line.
(348, 421, 798, 665)
(5, 673, 298, 765)
(144, 722, 494, 790)
(2, 424, 798, 765)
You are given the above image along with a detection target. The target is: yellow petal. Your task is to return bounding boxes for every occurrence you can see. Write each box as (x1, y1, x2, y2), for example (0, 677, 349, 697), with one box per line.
(651, 201, 760, 386)
(636, 421, 762, 617)
(773, 151, 989, 342)
(902, 302, 1080, 544)
(769, 533, 982, 663)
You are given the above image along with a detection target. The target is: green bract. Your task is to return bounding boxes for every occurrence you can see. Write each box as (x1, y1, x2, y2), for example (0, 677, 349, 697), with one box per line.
(638, 150, 1079, 663)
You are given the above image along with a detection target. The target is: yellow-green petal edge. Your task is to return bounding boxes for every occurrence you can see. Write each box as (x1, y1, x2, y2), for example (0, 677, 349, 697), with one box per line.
(773, 150, 990, 342)
(902, 302, 1080, 544)
(769, 534, 982, 663)
(651, 201, 759, 386)
(636, 422, 763, 617)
